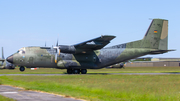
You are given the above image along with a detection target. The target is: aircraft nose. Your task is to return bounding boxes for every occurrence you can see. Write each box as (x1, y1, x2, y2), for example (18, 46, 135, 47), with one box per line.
(6, 55, 13, 63)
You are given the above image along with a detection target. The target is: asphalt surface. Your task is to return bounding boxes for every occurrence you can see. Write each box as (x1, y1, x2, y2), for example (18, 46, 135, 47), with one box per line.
(0, 72, 180, 76)
(0, 85, 83, 101)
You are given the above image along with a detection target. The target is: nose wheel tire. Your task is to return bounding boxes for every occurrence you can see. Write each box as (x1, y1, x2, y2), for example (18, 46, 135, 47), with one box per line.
(19, 66, 25, 72)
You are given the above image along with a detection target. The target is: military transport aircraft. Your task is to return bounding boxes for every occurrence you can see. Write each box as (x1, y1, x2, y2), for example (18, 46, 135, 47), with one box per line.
(0, 47, 15, 69)
(6, 19, 174, 74)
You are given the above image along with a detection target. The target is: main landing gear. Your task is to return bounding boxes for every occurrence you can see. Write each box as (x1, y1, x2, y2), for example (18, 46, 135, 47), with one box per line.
(19, 66, 25, 72)
(67, 69, 87, 74)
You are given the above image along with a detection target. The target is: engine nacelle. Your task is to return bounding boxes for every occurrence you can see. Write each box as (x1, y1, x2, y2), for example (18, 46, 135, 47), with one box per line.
(59, 45, 76, 53)
(57, 60, 97, 69)
(120, 63, 124, 68)
(57, 60, 80, 68)
(5, 63, 15, 69)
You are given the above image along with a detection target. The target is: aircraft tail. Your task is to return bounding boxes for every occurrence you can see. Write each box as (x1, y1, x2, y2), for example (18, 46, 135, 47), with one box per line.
(125, 19, 168, 50)
(106, 18, 172, 53)
(141, 19, 168, 50)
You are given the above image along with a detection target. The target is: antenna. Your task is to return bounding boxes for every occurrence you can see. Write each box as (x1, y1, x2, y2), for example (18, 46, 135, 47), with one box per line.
(45, 41, 46, 47)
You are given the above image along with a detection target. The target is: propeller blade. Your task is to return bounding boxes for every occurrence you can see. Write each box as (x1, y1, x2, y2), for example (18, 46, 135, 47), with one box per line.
(55, 53, 57, 63)
(1, 61, 3, 66)
(54, 47, 60, 63)
(1, 47, 5, 67)
(56, 40, 58, 46)
(2, 47, 5, 59)
(58, 48, 60, 55)
(54, 38, 60, 63)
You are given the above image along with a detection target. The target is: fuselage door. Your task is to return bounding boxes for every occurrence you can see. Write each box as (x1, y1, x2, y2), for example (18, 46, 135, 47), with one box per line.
(29, 57, 34, 64)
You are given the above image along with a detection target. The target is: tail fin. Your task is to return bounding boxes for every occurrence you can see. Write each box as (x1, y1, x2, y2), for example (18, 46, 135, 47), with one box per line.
(124, 19, 168, 49)
(2, 47, 5, 59)
(107, 19, 169, 50)
(141, 19, 168, 50)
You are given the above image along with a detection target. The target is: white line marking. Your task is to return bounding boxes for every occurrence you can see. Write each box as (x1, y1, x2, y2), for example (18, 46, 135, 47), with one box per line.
(0, 92, 18, 94)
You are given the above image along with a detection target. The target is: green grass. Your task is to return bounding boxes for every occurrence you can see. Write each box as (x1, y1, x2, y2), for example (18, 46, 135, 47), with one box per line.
(0, 95, 16, 101)
(1, 75, 180, 101)
(0, 66, 180, 74)
(1, 67, 180, 101)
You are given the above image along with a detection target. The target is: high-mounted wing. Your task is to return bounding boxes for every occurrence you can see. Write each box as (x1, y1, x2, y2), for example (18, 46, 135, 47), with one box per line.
(74, 35, 116, 50)
(40, 35, 116, 54)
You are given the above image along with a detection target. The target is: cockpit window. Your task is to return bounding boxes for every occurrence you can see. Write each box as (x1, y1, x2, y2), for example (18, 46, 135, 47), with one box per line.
(22, 51, 25, 54)
(17, 47, 26, 54)
(18, 50, 25, 54)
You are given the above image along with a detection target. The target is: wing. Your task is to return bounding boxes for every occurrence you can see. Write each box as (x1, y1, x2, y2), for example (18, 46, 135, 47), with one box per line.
(74, 35, 116, 50)
(40, 35, 116, 54)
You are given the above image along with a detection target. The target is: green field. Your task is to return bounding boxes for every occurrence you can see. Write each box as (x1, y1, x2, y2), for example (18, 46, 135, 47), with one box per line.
(0, 67, 180, 101)
(0, 95, 16, 101)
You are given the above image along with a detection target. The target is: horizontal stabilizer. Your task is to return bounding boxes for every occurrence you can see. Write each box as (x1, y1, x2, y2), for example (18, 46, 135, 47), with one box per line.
(149, 49, 175, 54)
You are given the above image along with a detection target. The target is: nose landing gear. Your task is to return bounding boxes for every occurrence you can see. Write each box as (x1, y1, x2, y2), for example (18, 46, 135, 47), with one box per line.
(19, 66, 25, 72)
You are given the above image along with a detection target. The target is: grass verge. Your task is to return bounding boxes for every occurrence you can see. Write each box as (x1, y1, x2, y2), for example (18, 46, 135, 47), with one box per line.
(0, 95, 16, 101)
(1, 75, 180, 101)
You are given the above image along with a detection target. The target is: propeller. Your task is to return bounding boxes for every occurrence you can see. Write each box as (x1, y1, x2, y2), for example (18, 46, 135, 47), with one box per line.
(1, 47, 5, 66)
(2, 47, 5, 59)
(1, 47, 6, 68)
(53, 40, 60, 63)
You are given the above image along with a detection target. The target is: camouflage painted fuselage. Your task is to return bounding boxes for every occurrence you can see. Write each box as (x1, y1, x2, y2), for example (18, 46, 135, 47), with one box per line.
(11, 46, 160, 69)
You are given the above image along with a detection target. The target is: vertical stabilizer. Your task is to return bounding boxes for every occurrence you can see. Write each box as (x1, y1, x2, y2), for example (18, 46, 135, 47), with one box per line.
(141, 19, 168, 50)
(105, 19, 169, 50)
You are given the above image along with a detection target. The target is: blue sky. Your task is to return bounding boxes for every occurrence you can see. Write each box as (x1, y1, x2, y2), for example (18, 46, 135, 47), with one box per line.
(0, 0, 179, 58)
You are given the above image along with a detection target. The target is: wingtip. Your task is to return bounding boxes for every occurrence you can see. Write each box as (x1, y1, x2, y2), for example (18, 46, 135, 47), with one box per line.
(101, 35, 116, 39)
(102, 35, 116, 37)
